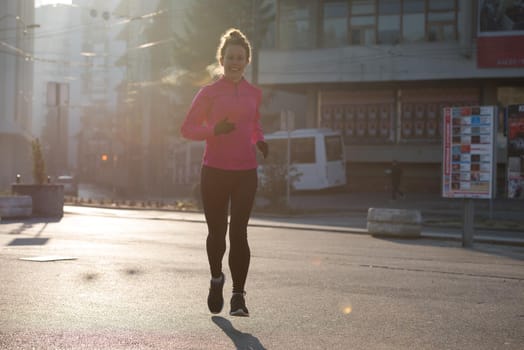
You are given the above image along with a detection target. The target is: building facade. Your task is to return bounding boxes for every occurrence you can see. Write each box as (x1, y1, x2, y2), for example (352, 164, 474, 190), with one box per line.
(256, 0, 524, 193)
(0, 0, 37, 190)
(34, 0, 125, 182)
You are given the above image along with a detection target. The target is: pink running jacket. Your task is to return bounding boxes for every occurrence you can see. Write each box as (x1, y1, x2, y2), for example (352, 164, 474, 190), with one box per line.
(180, 76, 265, 170)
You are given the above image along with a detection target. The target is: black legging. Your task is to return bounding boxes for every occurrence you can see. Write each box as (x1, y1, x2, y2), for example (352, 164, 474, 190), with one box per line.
(200, 165, 258, 294)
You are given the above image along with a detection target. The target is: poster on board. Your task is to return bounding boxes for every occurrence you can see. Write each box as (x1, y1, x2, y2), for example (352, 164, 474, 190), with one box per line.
(477, 0, 524, 67)
(442, 106, 497, 199)
(507, 104, 524, 199)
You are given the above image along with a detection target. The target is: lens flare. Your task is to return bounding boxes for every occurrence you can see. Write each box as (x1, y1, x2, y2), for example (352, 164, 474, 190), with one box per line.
(311, 257, 322, 266)
(342, 305, 352, 315)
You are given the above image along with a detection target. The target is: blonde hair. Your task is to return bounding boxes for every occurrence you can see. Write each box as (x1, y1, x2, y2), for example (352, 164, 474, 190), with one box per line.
(216, 28, 251, 64)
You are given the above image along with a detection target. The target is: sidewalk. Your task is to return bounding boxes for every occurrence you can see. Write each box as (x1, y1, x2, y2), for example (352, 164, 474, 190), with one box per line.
(282, 191, 524, 246)
(285, 191, 523, 217)
(283, 191, 524, 227)
(64, 189, 524, 246)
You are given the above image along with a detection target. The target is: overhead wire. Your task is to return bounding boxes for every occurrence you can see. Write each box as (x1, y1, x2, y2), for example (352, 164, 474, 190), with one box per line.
(0, 4, 190, 68)
(0, 5, 188, 42)
(28, 7, 188, 40)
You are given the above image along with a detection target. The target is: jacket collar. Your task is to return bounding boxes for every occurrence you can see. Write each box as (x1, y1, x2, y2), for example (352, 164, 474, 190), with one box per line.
(218, 75, 245, 86)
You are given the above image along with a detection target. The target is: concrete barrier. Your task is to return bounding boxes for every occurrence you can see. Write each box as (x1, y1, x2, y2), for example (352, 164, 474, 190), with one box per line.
(0, 196, 32, 219)
(11, 184, 64, 218)
(367, 207, 422, 238)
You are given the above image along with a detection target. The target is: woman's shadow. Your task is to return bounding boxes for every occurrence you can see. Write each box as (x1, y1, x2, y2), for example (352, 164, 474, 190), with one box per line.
(212, 316, 266, 350)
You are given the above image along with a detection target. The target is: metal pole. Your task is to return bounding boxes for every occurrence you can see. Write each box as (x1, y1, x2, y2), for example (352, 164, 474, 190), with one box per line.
(56, 83, 61, 176)
(286, 114, 291, 208)
(251, 0, 259, 85)
(462, 198, 474, 247)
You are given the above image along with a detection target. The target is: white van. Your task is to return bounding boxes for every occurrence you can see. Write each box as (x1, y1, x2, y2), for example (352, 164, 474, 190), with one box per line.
(259, 128, 346, 191)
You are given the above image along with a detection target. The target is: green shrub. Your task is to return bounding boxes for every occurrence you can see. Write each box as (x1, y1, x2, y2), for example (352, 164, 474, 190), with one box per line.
(257, 150, 301, 207)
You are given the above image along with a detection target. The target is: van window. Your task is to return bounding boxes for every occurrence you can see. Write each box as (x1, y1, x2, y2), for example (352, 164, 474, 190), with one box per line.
(291, 137, 315, 164)
(325, 135, 343, 161)
(265, 137, 316, 164)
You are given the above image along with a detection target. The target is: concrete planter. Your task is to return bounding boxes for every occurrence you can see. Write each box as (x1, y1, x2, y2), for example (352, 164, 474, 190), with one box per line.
(0, 195, 32, 219)
(11, 184, 64, 218)
(367, 207, 422, 238)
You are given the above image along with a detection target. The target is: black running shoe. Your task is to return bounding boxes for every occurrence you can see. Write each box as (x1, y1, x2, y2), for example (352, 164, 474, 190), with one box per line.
(230, 292, 249, 317)
(207, 273, 225, 314)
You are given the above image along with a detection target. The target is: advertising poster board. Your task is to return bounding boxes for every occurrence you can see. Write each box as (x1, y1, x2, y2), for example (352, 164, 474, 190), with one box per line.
(442, 106, 497, 199)
(507, 104, 524, 199)
(477, 0, 524, 68)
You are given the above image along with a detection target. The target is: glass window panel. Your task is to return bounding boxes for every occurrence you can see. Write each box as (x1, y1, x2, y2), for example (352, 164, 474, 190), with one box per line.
(378, 0, 400, 15)
(262, 22, 276, 49)
(351, 27, 376, 45)
(323, 18, 348, 47)
(402, 13, 425, 42)
(428, 11, 455, 22)
(323, 1, 348, 47)
(428, 25, 438, 41)
(351, 16, 375, 26)
(261, 0, 276, 48)
(291, 138, 315, 163)
(428, 0, 455, 11)
(279, 0, 314, 49)
(428, 23, 456, 41)
(363, 28, 375, 45)
(403, 0, 425, 13)
(442, 24, 456, 40)
(351, 30, 361, 44)
(351, 0, 375, 15)
(324, 1, 348, 17)
(378, 15, 400, 44)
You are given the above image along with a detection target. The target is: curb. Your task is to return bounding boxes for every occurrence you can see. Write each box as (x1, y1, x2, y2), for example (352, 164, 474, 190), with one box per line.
(62, 202, 524, 232)
(59, 206, 524, 247)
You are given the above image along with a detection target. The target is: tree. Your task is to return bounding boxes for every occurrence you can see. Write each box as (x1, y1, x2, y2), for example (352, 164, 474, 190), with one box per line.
(171, 0, 274, 84)
(257, 142, 302, 208)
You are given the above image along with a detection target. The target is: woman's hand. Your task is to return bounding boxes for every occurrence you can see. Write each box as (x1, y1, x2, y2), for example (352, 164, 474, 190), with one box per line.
(256, 141, 269, 159)
(214, 118, 235, 136)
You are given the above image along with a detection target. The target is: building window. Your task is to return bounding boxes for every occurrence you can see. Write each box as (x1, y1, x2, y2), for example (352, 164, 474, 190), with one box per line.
(402, 0, 425, 42)
(349, 0, 376, 46)
(274, 0, 459, 48)
(322, 0, 349, 48)
(260, 0, 276, 49)
(427, 0, 458, 41)
(377, 0, 401, 44)
(278, 0, 316, 49)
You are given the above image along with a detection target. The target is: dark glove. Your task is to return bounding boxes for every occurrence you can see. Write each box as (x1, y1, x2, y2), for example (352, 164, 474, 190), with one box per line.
(256, 141, 269, 159)
(214, 118, 235, 136)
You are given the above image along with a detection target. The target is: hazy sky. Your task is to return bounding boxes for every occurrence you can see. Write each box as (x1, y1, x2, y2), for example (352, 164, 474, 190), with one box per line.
(35, 0, 73, 7)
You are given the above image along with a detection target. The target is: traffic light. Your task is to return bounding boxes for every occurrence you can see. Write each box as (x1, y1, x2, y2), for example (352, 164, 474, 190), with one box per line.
(101, 153, 108, 162)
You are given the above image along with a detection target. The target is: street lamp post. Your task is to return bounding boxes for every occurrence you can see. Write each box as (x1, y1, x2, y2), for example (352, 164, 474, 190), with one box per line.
(46, 82, 69, 176)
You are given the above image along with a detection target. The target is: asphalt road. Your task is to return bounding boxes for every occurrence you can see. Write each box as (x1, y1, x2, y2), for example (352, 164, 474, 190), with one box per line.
(0, 208, 523, 349)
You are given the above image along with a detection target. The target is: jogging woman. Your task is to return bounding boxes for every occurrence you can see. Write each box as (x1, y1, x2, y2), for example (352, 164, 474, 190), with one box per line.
(180, 28, 268, 317)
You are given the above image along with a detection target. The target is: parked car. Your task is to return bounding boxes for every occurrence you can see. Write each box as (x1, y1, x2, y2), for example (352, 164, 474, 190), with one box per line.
(56, 175, 78, 196)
